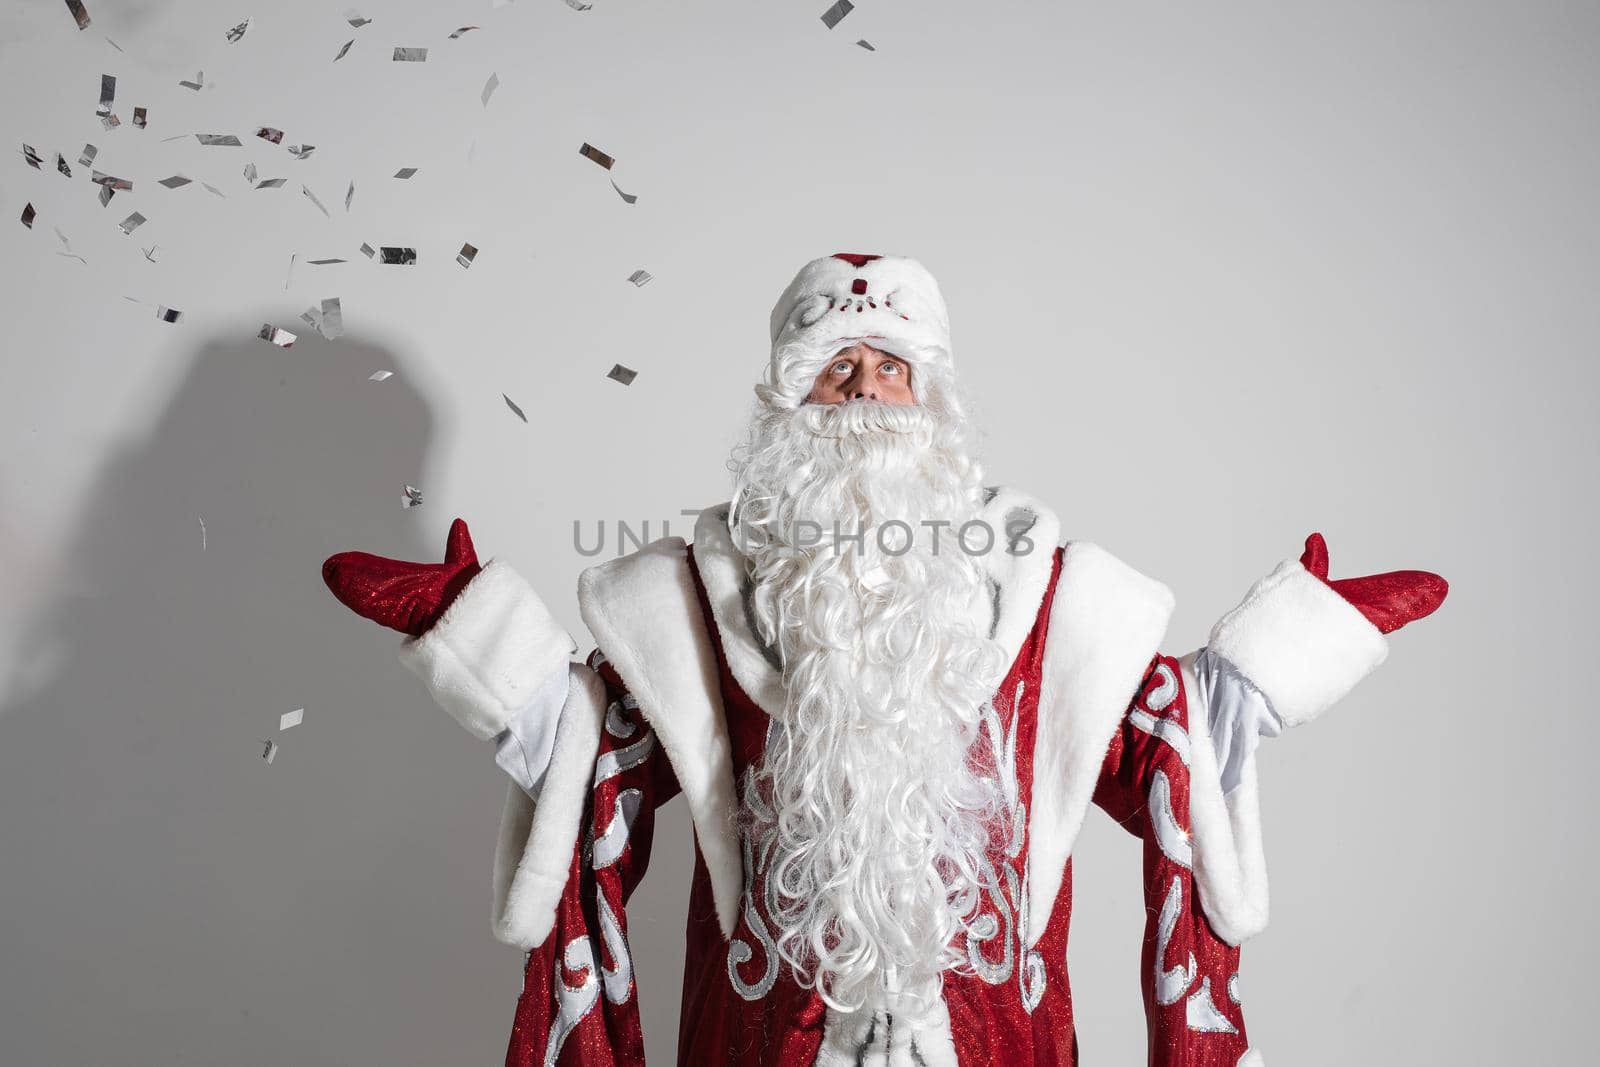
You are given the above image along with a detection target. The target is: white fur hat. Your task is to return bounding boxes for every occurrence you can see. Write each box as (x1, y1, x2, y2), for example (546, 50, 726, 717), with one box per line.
(763, 253, 955, 408)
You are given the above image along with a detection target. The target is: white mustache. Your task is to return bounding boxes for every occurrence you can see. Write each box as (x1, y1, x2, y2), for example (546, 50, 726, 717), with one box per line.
(795, 401, 932, 439)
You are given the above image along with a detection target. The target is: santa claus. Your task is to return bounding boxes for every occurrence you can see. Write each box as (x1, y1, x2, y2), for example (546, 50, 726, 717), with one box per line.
(322, 253, 1446, 1066)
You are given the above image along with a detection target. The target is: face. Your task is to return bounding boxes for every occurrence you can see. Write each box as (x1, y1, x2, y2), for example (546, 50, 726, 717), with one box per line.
(805, 342, 916, 406)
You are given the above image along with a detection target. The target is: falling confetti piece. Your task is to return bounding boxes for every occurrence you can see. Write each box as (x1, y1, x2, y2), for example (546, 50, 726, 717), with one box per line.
(333, 39, 353, 62)
(21, 144, 43, 169)
(20, 203, 36, 229)
(78, 144, 97, 167)
(287, 144, 315, 160)
(368, 370, 393, 381)
(456, 242, 478, 268)
(345, 181, 355, 211)
(100, 113, 121, 130)
(449, 26, 478, 38)
(565, 0, 593, 9)
(257, 323, 298, 348)
(65, 0, 91, 30)
(198, 516, 206, 549)
(53, 226, 70, 247)
(300, 297, 343, 339)
(307, 257, 346, 265)
(133, 106, 147, 128)
(820, 0, 853, 29)
(627, 269, 652, 286)
(225, 17, 252, 44)
(255, 177, 287, 189)
(379, 246, 416, 265)
(610, 179, 638, 204)
(261, 739, 278, 763)
(196, 133, 242, 146)
(118, 212, 146, 235)
(393, 47, 427, 62)
(302, 185, 330, 217)
(579, 142, 615, 169)
(359, 242, 376, 259)
(393, 167, 417, 179)
(58, 252, 88, 264)
(255, 127, 284, 144)
(202, 182, 226, 198)
(244, 162, 257, 185)
(402, 485, 423, 509)
(607, 363, 637, 385)
(98, 185, 114, 207)
(143, 244, 159, 262)
(481, 72, 499, 106)
(179, 72, 203, 90)
(56, 154, 72, 178)
(280, 708, 304, 730)
(91, 170, 133, 189)
(343, 9, 370, 27)
(502, 394, 528, 421)
(157, 306, 182, 322)
(105, 36, 122, 53)
(96, 73, 115, 118)
(856, 39, 875, 50)
(285, 253, 297, 289)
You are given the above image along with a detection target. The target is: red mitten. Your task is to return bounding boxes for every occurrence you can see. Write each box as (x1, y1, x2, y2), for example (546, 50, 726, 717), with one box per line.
(1298, 532, 1448, 635)
(322, 518, 481, 637)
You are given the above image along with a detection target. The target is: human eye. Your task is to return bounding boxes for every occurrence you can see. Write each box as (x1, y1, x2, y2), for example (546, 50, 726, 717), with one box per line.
(831, 361, 853, 375)
(879, 360, 902, 375)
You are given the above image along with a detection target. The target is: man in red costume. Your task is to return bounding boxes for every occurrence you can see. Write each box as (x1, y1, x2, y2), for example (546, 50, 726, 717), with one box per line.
(324, 253, 1446, 1066)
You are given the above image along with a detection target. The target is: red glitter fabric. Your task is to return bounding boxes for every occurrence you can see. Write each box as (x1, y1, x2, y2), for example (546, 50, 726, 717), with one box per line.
(1300, 532, 1449, 635)
(321, 518, 481, 637)
(502, 547, 1254, 1064)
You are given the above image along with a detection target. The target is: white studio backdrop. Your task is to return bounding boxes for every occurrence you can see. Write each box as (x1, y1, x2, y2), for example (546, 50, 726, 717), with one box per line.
(0, 1, 1593, 1064)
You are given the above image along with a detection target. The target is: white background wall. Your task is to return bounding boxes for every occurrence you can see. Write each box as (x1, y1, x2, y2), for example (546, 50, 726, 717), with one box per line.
(0, 1, 1593, 1063)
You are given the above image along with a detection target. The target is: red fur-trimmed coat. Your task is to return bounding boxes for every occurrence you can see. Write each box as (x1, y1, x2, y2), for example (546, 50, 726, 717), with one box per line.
(397, 490, 1390, 1066)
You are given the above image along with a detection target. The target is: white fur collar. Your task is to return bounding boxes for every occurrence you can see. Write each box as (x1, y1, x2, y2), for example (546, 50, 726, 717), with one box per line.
(691, 486, 1063, 717)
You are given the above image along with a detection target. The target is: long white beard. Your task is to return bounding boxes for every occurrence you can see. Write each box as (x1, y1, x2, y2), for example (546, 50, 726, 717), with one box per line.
(729, 400, 1008, 1019)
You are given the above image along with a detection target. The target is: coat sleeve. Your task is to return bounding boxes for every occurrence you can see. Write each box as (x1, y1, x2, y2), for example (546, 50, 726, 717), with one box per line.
(1093, 654, 1262, 1067)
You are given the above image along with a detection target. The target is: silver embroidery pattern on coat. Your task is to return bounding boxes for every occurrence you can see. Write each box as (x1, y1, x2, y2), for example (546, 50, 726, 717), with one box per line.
(1154, 876, 1198, 1006)
(1129, 709, 1191, 767)
(594, 729, 654, 786)
(1149, 770, 1193, 869)
(726, 815, 781, 1000)
(592, 788, 643, 869)
(543, 937, 600, 1066)
(1186, 976, 1239, 1034)
(597, 893, 635, 1005)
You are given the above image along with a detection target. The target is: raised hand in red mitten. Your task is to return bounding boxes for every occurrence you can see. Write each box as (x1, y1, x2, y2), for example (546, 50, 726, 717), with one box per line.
(1298, 532, 1448, 634)
(322, 518, 481, 637)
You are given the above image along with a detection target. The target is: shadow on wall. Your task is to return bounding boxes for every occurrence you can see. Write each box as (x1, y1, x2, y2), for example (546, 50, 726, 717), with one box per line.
(0, 334, 522, 1065)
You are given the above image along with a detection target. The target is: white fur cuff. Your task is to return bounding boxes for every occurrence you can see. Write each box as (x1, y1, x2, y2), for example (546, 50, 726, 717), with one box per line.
(1206, 560, 1388, 729)
(398, 559, 577, 741)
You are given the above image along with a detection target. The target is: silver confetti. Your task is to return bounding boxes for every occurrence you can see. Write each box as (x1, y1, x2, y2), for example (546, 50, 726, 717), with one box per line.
(78, 144, 97, 167)
(343, 9, 370, 28)
(143, 244, 159, 262)
(104, 36, 122, 53)
(91, 170, 132, 190)
(198, 515, 206, 549)
(820, 0, 854, 29)
(58, 252, 87, 265)
(255, 127, 284, 144)
(448, 26, 478, 39)
(255, 178, 287, 190)
(333, 39, 353, 62)
(53, 226, 70, 247)
(627, 268, 652, 286)
(579, 142, 615, 169)
(280, 708, 304, 731)
(261, 739, 278, 763)
(606, 363, 637, 385)
(156, 306, 183, 323)
(368, 370, 393, 381)
(287, 144, 315, 160)
(285, 253, 296, 289)
(196, 133, 242, 146)
(610, 178, 637, 204)
(481, 72, 499, 106)
(393, 167, 417, 179)
(20, 203, 36, 229)
(243, 162, 257, 185)
(856, 39, 875, 51)
(565, 0, 593, 9)
(345, 181, 355, 211)
(456, 242, 478, 269)
(98, 185, 113, 207)
(503, 394, 527, 422)
(392, 47, 427, 62)
(96, 73, 115, 118)
(359, 242, 376, 259)
(225, 17, 252, 44)
(159, 134, 188, 142)
(133, 106, 147, 128)
(302, 185, 330, 217)
(303, 296, 343, 339)
(202, 182, 226, 198)
(56, 153, 72, 177)
(118, 212, 146, 235)
(65, 0, 91, 31)
(307, 257, 346, 265)
(402, 485, 423, 509)
(21, 143, 43, 168)
(379, 246, 416, 265)
(257, 323, 298, 348)
(179, 72, 203, 91)
(100, 113, 121, 130)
